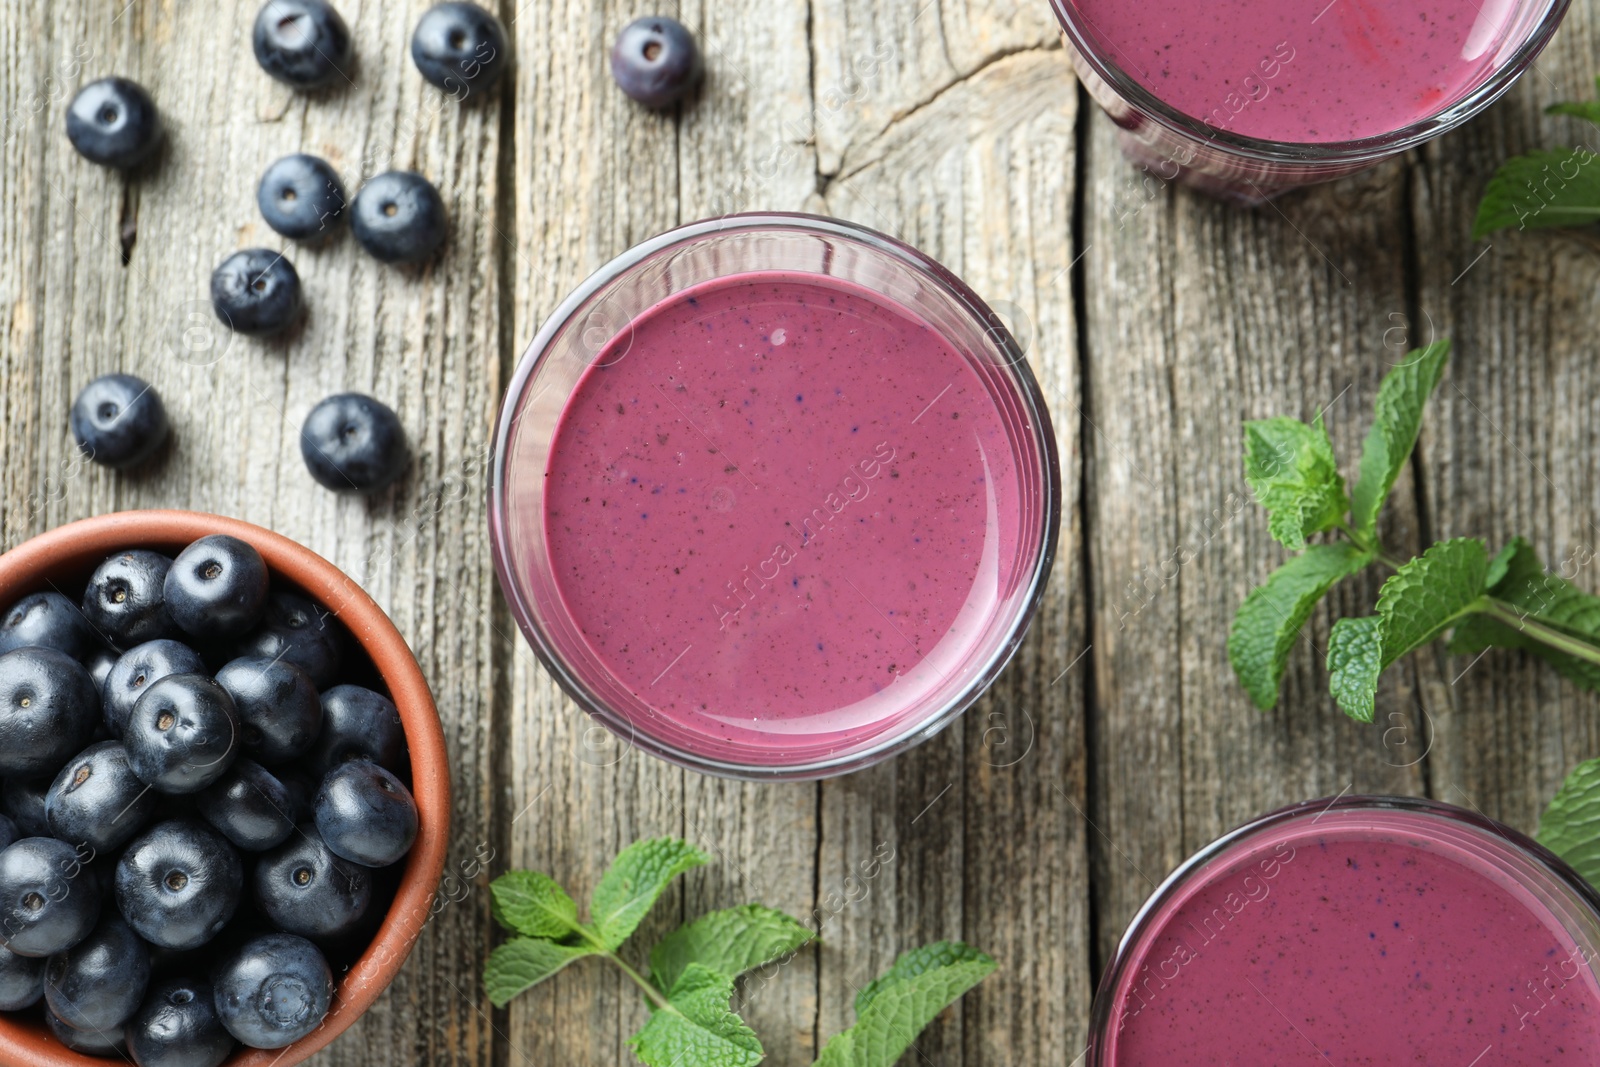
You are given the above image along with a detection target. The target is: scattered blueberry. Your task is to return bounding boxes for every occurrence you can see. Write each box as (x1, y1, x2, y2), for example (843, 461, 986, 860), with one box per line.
(313, 761, 417, 868)
(65, 77, 162, 169)
(213, 932, 332, 1049)
(0, 591, 99, 660)
(0, 838, 101, 958)
(0, 942, 43, 1012)
(253, 826, 371, 941)
(70, 373, 172, 470)
(45, 1006, 126, 1056)
(233, 590, 343, 689)
(210, 249, 303, 336)
(307, 685, 407, 779)
(257, 153, 347, 241)
(81, 550, 176, 649)
(410, 1, 509, 97)
(126, 977, 236, 1067)
(0, 779, 51, 839)
(198, 760, 295, 852)
(299, 392, 410, 493)
(0, 647, 100, 778)
(45, 741, 157, 854)
(123, 674, 240, 794)
(252, 0, 353, 89)
(102, 639, 208, 738)
(44, 911, 150, 1032)
(164, 536, 270, 640)
(350, 171, 446, 263)
(214, 656, 323, 766)
(115, 820, 242, 951)
(610, 16, 702, 109)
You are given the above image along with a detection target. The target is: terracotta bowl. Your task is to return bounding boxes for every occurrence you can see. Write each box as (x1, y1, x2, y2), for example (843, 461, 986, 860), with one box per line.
(0, 510, 451, 1067)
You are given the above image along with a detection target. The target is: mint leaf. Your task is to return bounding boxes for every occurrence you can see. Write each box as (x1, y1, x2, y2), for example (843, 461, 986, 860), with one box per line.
(1473, 147, 1600, 239)
(1242, 416, 1349, 551)
(1539, 759, 1600, 889)
(628, 964, 764, 1067)
(1327, 616, 1383, 723)
(813, 941, 996, 1067)
(649, 904, 815, 993)
(1547, 80, 1600, 126)
(591, 837, 710, 950)
(491, 870, 585, 941)
(484, 938, 596, 1008)
(1229, 543, 1374, 710)
(1349, 341, 1450, 539)
(1449, 538, 1600, 689)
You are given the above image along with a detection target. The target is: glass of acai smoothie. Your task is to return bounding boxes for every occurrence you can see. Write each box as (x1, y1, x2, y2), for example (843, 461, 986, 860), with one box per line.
(490, 214, 1060, 780)
(1089, 795, 1600, 1065)
(1051, 0, 1572, 196)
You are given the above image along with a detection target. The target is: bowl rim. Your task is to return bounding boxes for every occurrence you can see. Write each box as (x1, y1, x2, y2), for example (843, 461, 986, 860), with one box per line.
(0, 510, 450, 1067)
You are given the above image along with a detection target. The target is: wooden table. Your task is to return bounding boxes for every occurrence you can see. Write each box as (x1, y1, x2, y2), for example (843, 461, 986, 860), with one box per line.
(3, 1, 1598, 1063)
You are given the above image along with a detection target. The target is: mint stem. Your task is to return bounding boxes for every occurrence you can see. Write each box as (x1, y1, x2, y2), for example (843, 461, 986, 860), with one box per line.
(1335, 524, 1409, 571)
(1483, 599, 1600, 667)
(610, 951, 671, 1011)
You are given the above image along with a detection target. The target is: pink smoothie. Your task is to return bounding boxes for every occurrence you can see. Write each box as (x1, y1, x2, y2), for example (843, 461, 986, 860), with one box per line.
(1067, 0, 1529, 141)
(541, 272, 1028, 763)
(1102, 808, 1600, 1064)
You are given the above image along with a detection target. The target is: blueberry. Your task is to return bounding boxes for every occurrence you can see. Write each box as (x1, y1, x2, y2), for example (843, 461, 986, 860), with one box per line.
(126, 977, 236, 1067)
(198, 760, 295, 852)
(1, 778, 51, 838)
(65, 77, 161, 169)
(0, 941, 44, 1010)
(313, 761, 417, 868)
(232, 590, 343, 689)
(123, 674, 239, 795)
(44, 911, 150, 1032)
(45, 741, 156, 855)
(0, 591, 99, 660)
(102, 639, 208, 738)
(410, 2, 509, 97)
(84, 646, 118, 692)
(252, 0, 353, 89)
(69, 373, 172, 470)
(253, 825, 371, 941)
(307, 685, 407, 779)
(0, 838, 101, 958)
(82, 550, 177, 650)
(213, 932, 332, 1049)
(0, 647, 100, 778)
(115, 820, 242, 951)
(299, 392, 411, 495)
(164, 536, 270, 640)
(257, 153, 347, 241)
(212, 656, 322, 766)
(210, 248, 303, 336)
(45, 1007, 126, 1057)
(350, 171, 446, 263)
(610, 17, 702, 109)
(0, 816, 14, 852)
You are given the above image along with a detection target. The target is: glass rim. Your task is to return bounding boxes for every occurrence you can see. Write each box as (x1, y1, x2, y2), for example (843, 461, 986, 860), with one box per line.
(1049, 0, 1573, 165)
(1085, 793, 1600, 1062)
(488, 211, 1063, 781)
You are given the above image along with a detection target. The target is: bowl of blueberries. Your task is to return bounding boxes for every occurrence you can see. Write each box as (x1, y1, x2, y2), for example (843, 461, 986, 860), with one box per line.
(0, 510, 449, 1067)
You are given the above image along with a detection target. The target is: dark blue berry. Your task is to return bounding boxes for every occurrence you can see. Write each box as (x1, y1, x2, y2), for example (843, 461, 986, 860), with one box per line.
(0, 591, 99, 660)
(253, 825, 371, 941)
(210, 248, 303, 336)
(65, 77, 161, 169)
(300, 392, 410, 494)
(307, 685, 407, 779)
(313, 760, 417, 868)
(350, 171, 446, 263)
(232, 590, 343, 689)
(198, 760, 295, 852)
(410, 2, 509, 97)
(102, 639, 207, 738)
(45, 1006, 126, 1056)
(213, 656, 322, 765)
(0, 838, 101, 958)
(213, 932, 332, 1049)
(0, 816, 14, 853)
(610, 17, 702, 109)
(164, 536, 270, 640)
(45, 741, 156, 855)
(84, 647, 118, 692)
(70, 373, 172, 470)
(126, 977, 236, 1067)
(257, 153, 347, 241)
(44, 911, 150, 1032)
(0, 942, 43, 1013)
(252, 0, 353, 89)
(82, 550, 177, 649)
(114, 820, 242, 951)
(0, 647, 100, 778)
(123, 674, 239, 794)
(0, 779, 50, 838)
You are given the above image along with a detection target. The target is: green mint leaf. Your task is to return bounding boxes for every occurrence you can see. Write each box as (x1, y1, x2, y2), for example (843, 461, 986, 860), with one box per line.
(1242, 416, 1349, 551)
(1539, 759, 1600, 890)
(484, 938, 596, 1008)
(491, 870, 585, 941)
(1229, 543, 1374, 710)
(813, 941, 996, 1067)
(1349, 341, 1450, 539)
(1327, 616, 1383, 723)
(628, 963, 764, 1067)
(591, 837, 710, 950)
(649, 904, 815, 993)
(1448, 538, 1600, 689)
(1472, 147, 1600, 239)
(1547, 81, 1600, 126)
(1484, 539, 1521, 590)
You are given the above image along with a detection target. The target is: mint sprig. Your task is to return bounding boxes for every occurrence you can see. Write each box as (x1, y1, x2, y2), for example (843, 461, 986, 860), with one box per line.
(1474, 78, 1600, 239)
(484, 838, 994, 1067)
(1229, 342, 1600, 718)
